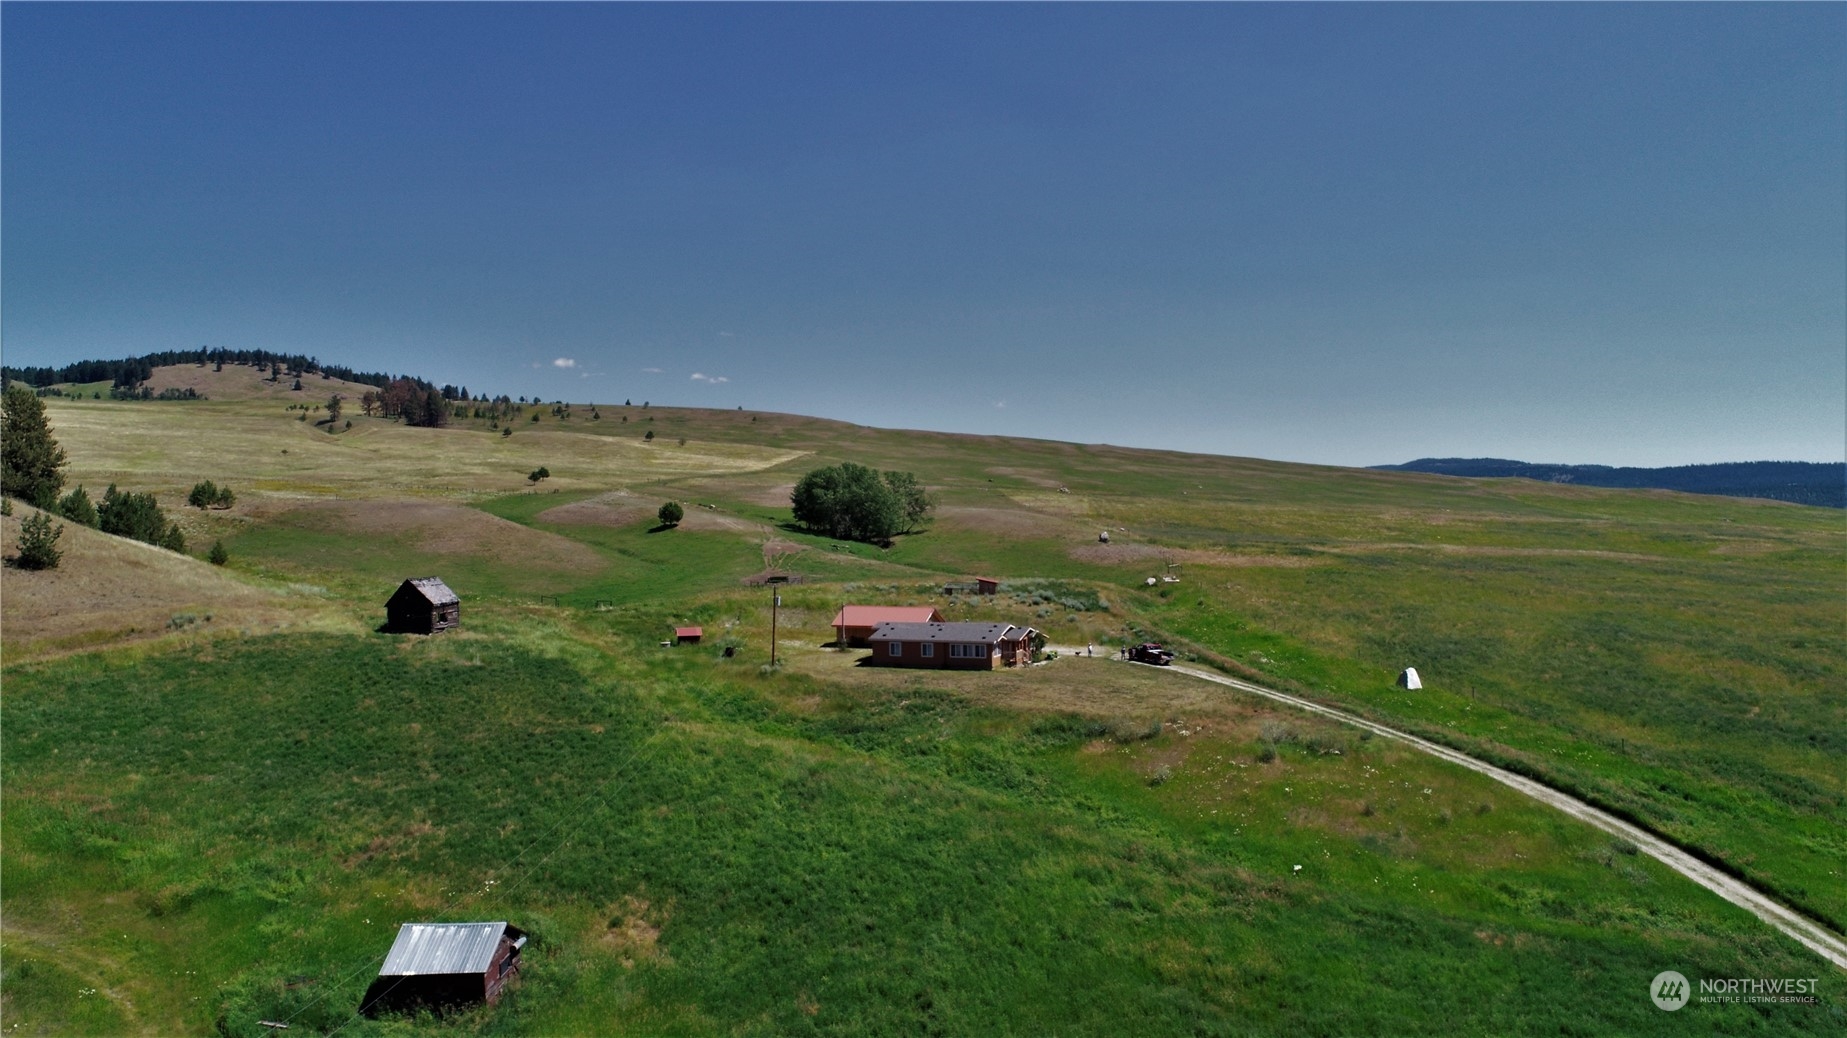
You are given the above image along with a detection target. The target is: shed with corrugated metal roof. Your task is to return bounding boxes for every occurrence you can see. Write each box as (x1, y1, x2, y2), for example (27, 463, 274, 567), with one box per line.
(360, 921, 526, 1016)
(384, 577, 460, 634)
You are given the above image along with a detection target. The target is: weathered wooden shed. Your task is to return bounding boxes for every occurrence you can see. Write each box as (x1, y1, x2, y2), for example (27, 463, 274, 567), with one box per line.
(385, 577, 460, 634)
(361, 921, 527, 1016)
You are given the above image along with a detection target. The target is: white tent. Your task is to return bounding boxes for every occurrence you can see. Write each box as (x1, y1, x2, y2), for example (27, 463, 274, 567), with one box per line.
(1397, 667, 1422, 690)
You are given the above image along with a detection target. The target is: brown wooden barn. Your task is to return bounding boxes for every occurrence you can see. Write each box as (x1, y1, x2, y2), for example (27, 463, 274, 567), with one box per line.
(385, 577, 460, 634)
(361, 921, 527, 1016)
(867, 621, 1039, 670)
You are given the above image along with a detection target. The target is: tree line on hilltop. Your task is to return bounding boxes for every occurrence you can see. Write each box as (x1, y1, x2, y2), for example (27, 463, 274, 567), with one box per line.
(1374, 458, 1846, 509)
(1, 348, 425, 394)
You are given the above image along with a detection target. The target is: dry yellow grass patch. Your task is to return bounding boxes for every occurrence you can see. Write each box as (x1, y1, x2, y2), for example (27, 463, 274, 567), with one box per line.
(140, 364, 384, 402)
(534, 490, 655, 527)
(277, 500, 610, 575)
(600, 895, 672, 969)
(936, 505, 1085, 539)
(1, 506, 329, 662)
(1003, 489, 1092, 516)
(42, 391, 805, 504)
(1066, 543, 1316, 568)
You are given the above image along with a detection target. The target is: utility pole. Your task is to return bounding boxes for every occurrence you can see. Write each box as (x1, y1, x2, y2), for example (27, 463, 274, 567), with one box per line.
(770, 591, 781, 667)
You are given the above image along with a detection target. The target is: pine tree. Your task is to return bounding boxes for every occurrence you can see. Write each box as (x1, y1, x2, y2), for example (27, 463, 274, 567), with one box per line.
(2, 385, 67, 509)
(208, 540, 229, 566)
(58, 485, 97, 527)
(15, 510, 64, 570)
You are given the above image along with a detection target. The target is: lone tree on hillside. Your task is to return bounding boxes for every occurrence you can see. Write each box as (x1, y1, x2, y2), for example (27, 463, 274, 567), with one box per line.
(14, 510, 64, 570)
(2, 384, 67, 509)
(881, 470, 932, 533)
(790, 463, 932, 543)
(657, 501, 684, 527)
(527, 466, 550, 484)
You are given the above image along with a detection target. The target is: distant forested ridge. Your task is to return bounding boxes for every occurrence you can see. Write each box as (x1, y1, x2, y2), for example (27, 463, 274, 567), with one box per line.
(1374, 458, 1845, 508)
(1, 348, 429, 393)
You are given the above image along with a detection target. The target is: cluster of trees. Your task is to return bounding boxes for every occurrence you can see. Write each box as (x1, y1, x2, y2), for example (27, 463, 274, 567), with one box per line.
(188, 480, 237, 509)
(3, 384, 188, 567)
(362, 379, 450, 428)
(99, 485, 187, 552)
(790, 463, 931, 543)
(111, 386, 205, 401)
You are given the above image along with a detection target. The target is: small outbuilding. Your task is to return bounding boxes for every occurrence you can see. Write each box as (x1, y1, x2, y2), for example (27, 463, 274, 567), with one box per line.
(384, 577, 460, 634)
(674, 626, 703, 645)
(361, 921, 527, 1017)
(972, 576, 1000, 595)
(1397, 667, 1422, 690)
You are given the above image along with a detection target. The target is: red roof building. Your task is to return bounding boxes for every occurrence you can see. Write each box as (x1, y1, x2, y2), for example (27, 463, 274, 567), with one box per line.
(674, 626, 703, 645)
(830, 605, 944, 647)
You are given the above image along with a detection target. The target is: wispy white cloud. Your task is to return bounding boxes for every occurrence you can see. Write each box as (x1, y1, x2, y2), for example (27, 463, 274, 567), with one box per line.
(995, 399, 1007, 409)
(553, 357, 576, 369)
(691, 372, 730, 384)
(717, 331, 735, 337)
(642, 367, 664, 374)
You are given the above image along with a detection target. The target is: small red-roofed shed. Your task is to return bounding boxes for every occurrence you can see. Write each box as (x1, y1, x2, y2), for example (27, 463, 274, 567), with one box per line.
(674, 626, 703, 645)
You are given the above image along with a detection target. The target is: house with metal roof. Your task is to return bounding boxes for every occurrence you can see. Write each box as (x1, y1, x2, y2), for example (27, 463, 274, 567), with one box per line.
(830, 605, 945, 647)
(384, 577, 460, 634)
(360, 921, 527, 1016)
(867, 621, 1040, 670)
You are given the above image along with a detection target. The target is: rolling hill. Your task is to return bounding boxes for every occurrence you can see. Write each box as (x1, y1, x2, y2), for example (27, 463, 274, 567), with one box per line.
(3, 362, 1841, 1035)
(1376, 457, 1846, 508)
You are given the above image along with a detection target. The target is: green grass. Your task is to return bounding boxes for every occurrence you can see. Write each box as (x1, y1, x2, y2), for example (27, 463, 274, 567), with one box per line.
(5, 627, 1838, 1036)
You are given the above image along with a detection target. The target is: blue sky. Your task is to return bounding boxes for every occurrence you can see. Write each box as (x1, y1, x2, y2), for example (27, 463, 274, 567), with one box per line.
(4, 3, 1842, 466)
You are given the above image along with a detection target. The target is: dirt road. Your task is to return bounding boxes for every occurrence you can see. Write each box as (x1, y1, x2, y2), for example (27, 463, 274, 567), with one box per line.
(1062, 650, 1847, 971)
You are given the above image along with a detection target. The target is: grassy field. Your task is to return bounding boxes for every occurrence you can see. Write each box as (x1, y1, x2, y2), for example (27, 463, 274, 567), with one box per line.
(4, 626, 1836, 1036)
(3, 365, 1842, 1035)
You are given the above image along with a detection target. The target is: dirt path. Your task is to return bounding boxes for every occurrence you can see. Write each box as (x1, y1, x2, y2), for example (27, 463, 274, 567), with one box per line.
(1053, 649, 1847, 971)
(2, 923, 147, 1030)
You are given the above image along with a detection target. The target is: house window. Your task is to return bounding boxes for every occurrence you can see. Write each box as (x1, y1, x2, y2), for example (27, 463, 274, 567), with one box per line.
(920, 643, 933, 657)
(950, 643, 986, 658)
(889, 642, 902, 656)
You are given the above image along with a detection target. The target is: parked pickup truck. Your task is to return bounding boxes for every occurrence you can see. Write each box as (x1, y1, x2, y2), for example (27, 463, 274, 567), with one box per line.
(1127, 642, 1176, 666)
